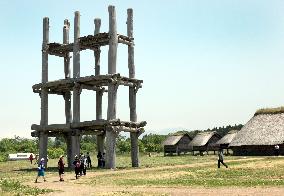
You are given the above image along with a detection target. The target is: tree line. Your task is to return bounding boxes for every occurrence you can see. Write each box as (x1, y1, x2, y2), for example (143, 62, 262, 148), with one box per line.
(0, 124, 242, 162)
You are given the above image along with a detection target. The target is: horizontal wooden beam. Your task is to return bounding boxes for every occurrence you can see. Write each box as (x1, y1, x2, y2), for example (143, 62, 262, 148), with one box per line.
(47, 33, 133, 57)
(32, 119, 146, 130)
(32, 74, 143, 94)
(31, 119, 146, 137)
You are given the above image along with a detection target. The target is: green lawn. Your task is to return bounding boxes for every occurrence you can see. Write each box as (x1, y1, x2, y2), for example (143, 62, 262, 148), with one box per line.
(0, 153, 284, 195)
(89, 155, 284, 187)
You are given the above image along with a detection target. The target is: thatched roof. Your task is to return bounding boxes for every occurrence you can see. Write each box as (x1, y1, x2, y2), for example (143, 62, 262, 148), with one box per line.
(189, 131, 220, 147)
(230, 112, 284, 146)
(162, 133, 190, 146)
(254, 106, 284, 116)
(216, 130, 238, 145)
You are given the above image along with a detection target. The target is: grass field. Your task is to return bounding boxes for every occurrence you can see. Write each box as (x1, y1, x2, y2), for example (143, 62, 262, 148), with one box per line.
(0, 153, 284, 195)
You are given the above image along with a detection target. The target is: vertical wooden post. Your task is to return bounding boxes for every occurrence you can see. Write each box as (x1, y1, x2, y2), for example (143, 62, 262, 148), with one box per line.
(106, 5, 118, 169)
(39, 17, 49, 167)
(94, 18, 105, 154)
(127, 8, 139, 167)
(71, 11, 81, 160)
(62, 19, 73, 167)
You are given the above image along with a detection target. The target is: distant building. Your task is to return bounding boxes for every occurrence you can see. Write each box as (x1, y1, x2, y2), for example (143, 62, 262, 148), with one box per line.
(216, 130, 239, 148)
(216, 130, 238, 154)
(189, 131, 221, 155)
(162, 133, 192, 156)
(230, 107, 284, 155)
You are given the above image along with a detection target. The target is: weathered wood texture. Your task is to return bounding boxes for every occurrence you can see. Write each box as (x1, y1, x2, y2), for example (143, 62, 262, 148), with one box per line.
(97, 134, 105, 154)
(47, 33, 132, 57)
(63, 19, 72, 124)
(106, 5, 118, 169)
(32, 7, 146, 170)
(105, 127, 117, 169)
(31, 120, 146, 132)
(32, 74, 142, 95)
(108, 6, 118, 74)
(71, 11, 81, 160)
(94, 18, 105, 153)
(39, 17, 49, 167)
(127, 8, 139, 167)
(63, 19, 73, 167)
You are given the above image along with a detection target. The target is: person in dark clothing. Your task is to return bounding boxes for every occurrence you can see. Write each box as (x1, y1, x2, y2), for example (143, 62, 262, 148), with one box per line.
(82, 155, 87, 175)
(218, 148, 228, 168)
(102, 152, 105, 168)
(97, 152, 103, 168)
(80, 153, 84, 176)
(80, 154, 86, 176)
(73, 155, 81, 179)
(58, 155, 65, 181)
(86, 152, 92, 168)
(29, 154, 33, 164)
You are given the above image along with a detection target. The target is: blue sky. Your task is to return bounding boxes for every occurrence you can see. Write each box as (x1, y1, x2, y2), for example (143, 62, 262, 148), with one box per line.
(1, 0, 284, 138)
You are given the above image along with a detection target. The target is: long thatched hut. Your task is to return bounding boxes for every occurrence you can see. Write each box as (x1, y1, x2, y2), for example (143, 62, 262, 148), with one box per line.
(229, 107, 284, 156)
(162, 133, 192, 156)
(189, 131, 221, 155)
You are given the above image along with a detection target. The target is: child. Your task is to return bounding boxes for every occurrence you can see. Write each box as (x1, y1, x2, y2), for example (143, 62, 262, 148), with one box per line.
(35, 158, 46, 183)
(73, 155, 81, 179)
(58, 155, 65, 181)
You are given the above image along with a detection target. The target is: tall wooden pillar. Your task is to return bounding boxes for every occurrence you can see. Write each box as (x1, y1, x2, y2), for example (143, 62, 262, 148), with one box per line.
(127, 9, 139, 167)
(106, 5, 118, 169)
(39, 17, 49, 167)
(71, 11, 81, 160)
(94, 18, 105, 154)
(62, 19, 73, 167)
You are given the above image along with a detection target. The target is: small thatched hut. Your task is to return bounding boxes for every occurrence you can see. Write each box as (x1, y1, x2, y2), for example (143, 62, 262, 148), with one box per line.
(189, 131, 221, 155)
(216, 130, 239, 148)
(216, 130, 238, 154)
(162, 133, 192, 156)
(229, 107, 284, 156)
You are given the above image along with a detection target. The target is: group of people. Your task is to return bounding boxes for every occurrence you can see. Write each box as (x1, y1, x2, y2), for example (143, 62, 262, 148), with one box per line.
(97, 152, 105, 168)
(33, 149, 238, 183)
(73, 153, 90, 179)
(34, 152, 93, 182)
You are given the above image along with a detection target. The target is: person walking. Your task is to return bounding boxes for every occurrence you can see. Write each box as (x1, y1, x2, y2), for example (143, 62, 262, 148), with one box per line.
(73, 155, 81, 179)
(86, 152, 92, 168)
(29, 154, 33, 164)
(58, 155, 65, 181)
(97, 152, 103, 168)
(218, 148, 228, 168)
(82, 155, 87, 175)
(102, 152, 106, 168)
(79, 154, 86, 176)
(35, 158, 46, 183)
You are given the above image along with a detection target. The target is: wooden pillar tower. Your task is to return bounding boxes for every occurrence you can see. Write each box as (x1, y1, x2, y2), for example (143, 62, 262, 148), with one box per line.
(31, 6, 146, 169)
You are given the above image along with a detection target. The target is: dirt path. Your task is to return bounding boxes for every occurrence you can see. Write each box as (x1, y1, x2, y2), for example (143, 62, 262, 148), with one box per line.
(25, 157, 284, 196)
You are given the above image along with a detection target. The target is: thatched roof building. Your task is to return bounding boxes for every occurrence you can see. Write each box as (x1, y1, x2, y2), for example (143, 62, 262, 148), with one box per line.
(189, 131, 221, 154)
(229, 107, 284, 155)
(162, 133, 192, 156)
(216, 130, 238, 148)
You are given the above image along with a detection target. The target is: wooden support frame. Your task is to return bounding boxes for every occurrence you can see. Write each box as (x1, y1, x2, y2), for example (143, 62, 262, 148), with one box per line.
(32, 6, 146, 170)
